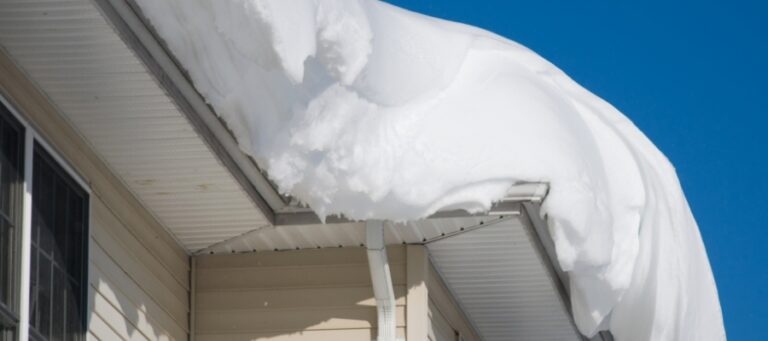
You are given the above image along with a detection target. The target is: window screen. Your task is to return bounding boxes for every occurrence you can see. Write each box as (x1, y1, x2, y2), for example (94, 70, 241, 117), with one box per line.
(28, 145, 87, 341)
(0, 105, 24, 341)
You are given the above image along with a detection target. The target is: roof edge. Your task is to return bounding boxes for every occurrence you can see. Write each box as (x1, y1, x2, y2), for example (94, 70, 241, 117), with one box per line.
(273, 182, 549, 226)
(522, 202, 616, 341)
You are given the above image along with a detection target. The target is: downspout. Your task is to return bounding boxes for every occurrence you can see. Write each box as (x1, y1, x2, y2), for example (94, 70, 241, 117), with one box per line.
(366, 220, 397, 341)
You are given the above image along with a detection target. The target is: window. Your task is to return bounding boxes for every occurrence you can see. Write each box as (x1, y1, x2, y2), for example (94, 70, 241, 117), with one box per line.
(0, 99, 88, 341)
(0, 102, 24, 341)
(29, 145, 88, 341)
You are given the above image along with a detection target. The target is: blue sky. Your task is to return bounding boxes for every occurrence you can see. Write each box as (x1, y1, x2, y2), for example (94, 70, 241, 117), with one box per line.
(387, 0, 767, 339)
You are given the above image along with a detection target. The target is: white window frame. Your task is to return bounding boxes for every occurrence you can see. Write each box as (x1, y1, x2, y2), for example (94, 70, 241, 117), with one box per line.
(0, 94, 91, 341)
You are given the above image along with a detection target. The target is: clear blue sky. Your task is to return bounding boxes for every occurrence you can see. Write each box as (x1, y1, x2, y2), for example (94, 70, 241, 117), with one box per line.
(387, 0, 767, 339)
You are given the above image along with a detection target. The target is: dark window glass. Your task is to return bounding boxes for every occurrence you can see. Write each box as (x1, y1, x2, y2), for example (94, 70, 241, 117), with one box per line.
(29, 145, 87, 341)
(0, 104, 24, 341)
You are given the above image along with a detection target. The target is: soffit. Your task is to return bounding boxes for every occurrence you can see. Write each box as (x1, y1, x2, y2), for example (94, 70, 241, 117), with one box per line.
(427, 217, 583, 341)
(0, 0, 270, 251)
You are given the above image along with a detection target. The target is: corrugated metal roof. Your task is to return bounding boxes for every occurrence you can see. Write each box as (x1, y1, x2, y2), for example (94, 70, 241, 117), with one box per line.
(0, 0, 270, 251)
(427, 217, 581, 341)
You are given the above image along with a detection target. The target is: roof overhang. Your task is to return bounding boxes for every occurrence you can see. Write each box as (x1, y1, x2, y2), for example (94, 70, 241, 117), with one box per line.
(199, 186, 612, 341)
(0, 0, 275, 251)
(0, 1, 614, 339)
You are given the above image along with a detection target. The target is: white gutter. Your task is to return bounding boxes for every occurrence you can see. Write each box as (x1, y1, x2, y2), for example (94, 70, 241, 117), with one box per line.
(366, 220, 397, 341)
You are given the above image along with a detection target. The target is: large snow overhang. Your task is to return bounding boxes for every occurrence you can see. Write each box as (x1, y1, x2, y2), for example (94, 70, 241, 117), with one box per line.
(0, 1, 617, 339)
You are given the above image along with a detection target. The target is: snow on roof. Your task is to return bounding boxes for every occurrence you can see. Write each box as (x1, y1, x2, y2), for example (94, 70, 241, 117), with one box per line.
(133, 0, 724, 339)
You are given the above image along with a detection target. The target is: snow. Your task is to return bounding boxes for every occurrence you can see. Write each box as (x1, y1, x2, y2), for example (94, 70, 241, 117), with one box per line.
(133, 0, 725, 339)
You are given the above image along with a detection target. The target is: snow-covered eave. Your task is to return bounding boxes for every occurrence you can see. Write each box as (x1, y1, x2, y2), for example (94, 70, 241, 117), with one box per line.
(96, 0, 558, 229)
(95, 3, 618, 336)
(274, 181, 549, 225)
(95, 1, 723, 339)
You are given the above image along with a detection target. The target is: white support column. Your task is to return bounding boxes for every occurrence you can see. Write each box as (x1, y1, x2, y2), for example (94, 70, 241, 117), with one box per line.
(406, 245, 429, 341)
(366, 220, 397, 341)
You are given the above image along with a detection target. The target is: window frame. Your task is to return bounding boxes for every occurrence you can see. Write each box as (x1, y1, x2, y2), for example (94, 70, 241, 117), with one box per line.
(0, 94, 90, 341)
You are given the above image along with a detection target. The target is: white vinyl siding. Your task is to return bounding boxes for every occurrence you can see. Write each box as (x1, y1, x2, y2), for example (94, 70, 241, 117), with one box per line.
(0, 51, 190, 341)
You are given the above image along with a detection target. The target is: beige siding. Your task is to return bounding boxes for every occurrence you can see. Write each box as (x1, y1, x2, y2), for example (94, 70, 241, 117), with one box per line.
(428, 299, 455, 341)
(195, 245, 478, 341)
(0, 49, 190, 341)
(427, 264, 480, 341)
(195, 246, 407, 341)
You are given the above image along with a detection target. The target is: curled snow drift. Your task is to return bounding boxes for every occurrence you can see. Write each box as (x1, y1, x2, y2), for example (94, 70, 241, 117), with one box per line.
(134, 0, 724, 339)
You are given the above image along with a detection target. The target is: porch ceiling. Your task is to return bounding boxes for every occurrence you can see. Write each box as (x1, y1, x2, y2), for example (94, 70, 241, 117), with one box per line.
(0, 0, 270, 251)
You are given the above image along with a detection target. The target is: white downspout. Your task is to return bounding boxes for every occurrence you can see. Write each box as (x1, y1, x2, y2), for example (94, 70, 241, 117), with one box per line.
(366, 220, 397, 341)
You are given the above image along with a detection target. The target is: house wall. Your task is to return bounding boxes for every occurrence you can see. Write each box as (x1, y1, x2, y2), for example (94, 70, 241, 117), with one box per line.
(428, 299, 456, 341)
(426, 265, 480, 341)
(194, 245, 479, 341)
(193, 246, 407, 341)
(0, 49, 190, 341)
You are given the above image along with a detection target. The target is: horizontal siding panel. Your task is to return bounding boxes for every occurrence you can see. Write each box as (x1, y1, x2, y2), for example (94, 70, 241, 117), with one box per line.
(90, 288, 151, 341)
(196, 306, 406, 333)
(90, 262, 187, 339)
(197, 263, 406, 290)
(90, 241, 188, 329)
(196, 328, 406, 341)
(427, 260, 479, 341)
(195, 247, 408, 340)
(88, 312, 123, 341)
(90, 274, 184, 341)
(91, 193, 189, 274)
(91, 213, 189, 306)
(429, 299, 456, 341)
(197, 285, 407, 310)
(92, 199, 189, 290)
